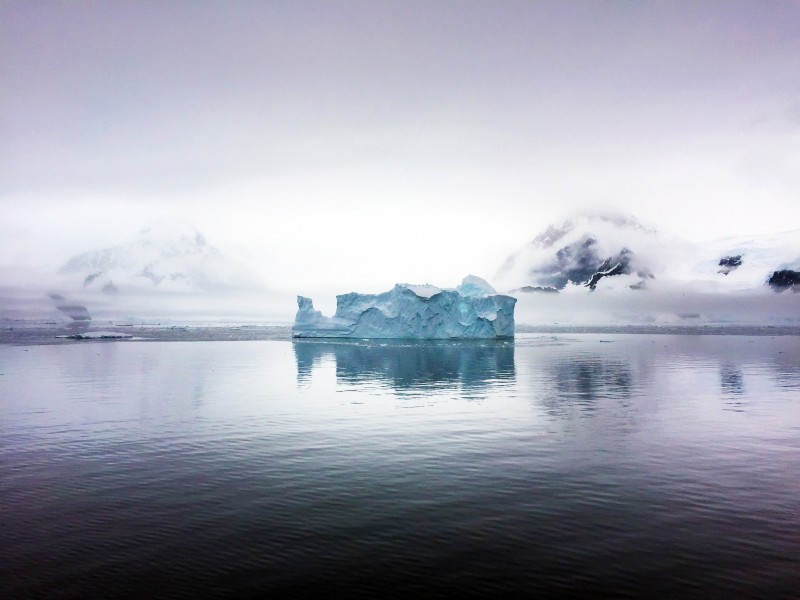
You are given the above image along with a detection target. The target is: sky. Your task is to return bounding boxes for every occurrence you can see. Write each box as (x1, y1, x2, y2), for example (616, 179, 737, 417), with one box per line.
(2, 0, 800, 293)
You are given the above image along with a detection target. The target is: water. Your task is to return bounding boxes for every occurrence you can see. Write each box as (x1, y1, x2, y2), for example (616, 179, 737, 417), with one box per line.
(2, 333, 799, 598)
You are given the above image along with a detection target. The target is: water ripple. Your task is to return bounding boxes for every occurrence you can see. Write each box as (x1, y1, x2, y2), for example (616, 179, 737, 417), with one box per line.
(2, 335, 800, 597)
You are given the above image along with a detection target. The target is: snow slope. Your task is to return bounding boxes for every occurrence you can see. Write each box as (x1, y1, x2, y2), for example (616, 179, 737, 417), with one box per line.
(496, 212, 800, 295)
(57, 221, 260, 293)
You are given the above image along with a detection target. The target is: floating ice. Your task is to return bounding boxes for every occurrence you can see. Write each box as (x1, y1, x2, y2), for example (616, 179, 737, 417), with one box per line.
(292, 275, 516, 339)
(56, 331, 133, 340)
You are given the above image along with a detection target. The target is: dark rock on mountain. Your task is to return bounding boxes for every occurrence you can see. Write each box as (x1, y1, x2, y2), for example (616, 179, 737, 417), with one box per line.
(718, 255, 742, 275)
(526, 236, 650, 291)
(497, 211, 800, 303)
(84, 272, 102, 286)
(56, 304, 91, 321)
(82, 272, 118, 294)
(585, 248, 635, 290)
(47, 292, 91, 320)
(527, 235, 603, 288)
(719, 255, 742, 267)
(101, 280, 119, 295)
(768, 269, 800, 292)
(497, 214, 659, 293)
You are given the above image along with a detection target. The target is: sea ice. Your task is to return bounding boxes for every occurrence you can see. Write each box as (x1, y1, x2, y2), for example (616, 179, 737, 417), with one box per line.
(292, 275, 516, 339)
(56, 331, 133, 340)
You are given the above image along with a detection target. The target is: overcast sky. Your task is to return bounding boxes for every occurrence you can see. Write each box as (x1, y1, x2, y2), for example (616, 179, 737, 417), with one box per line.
(2, 1, 799, 291)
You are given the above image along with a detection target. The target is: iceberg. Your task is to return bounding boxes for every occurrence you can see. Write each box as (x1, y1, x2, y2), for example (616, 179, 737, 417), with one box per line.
(292, 275, 516, 339)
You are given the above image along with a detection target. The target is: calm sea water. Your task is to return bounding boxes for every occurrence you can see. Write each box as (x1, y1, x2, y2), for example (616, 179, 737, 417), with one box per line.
(2, 333, 799, 598)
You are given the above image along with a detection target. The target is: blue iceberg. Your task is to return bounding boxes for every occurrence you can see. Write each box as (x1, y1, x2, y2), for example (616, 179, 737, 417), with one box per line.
(292, 275, 516, 339)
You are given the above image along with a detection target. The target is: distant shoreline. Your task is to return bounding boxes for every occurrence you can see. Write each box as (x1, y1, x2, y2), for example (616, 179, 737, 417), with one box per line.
(515, 324, 800, 336)
(2, 321, 800, 346)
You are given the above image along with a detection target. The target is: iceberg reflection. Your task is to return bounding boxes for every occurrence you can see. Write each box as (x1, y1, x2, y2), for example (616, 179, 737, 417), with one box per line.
(293, 339, 515, 396)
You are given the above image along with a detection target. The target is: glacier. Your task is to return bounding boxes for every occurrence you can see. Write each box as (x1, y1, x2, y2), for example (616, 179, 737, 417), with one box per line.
(292, 275, 516, 339)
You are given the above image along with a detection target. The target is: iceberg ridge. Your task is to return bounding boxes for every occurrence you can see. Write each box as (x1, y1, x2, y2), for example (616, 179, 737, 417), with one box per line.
(292, 275, 516, 339)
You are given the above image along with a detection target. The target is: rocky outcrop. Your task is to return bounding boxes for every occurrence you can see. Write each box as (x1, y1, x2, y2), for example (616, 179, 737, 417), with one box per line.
(768, 269, 800, 292)
(497, 214, 657, 293)
(585, 248, 636, 290)
(718, 255, 742, 275)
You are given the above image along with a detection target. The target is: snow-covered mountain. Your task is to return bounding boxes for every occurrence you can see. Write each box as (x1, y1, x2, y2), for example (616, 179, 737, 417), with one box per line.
(496, 213, 666, 293)
(687, 230, 800, 293)
(496, 213, 800, 295)
(57, 221, 260, 293)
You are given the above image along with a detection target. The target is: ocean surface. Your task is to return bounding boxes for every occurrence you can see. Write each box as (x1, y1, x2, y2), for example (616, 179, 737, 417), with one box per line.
(2, 332, 799, 598)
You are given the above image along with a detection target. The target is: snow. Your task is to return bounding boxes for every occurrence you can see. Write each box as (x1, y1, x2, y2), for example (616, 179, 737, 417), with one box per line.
(495, 213, 662, 293)
(496, 212, 800, 295)
(397, 275, 495, 299)
(397, 283, 442, 298)
(292, 276, 516, 339)
(687, 230, 800, 291)
(495, 213, 800, 325)
(57, 220, 258, 293)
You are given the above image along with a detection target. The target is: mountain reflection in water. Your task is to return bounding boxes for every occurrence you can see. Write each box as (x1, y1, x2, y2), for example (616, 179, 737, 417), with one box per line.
(720, 363, 745, 396)
(293, 339, 515, 396)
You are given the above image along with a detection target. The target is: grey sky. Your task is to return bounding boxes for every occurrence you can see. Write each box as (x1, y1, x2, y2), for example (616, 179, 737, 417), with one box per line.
(2, 1, 799, 291)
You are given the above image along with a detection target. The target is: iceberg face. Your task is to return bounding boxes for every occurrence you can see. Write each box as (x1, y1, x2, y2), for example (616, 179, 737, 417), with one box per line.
(456, 274, 498, 298)
(293, 275, 516, 339)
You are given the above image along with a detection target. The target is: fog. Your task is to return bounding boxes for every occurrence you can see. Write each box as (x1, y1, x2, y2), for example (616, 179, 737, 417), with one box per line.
(514, 288, 800, 327)
(2, 2, 800, 324)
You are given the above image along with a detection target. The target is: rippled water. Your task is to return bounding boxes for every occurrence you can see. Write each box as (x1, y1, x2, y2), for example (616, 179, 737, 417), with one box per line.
(2, 334, 799, 598)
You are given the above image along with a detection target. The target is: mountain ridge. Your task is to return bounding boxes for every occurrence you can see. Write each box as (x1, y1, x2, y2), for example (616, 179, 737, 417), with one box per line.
(57, 221, 262, 293)
(496, 213, 800, 295)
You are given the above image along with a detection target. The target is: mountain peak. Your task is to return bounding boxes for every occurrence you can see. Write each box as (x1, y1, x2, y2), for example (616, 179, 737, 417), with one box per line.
(497, 212, 658, 290)
(498, 212, 800, 296)
(530, 212, 654, 248)
(58, 221, 259, 292)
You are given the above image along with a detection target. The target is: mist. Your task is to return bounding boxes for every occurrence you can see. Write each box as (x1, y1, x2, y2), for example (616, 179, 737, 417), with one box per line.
(2, 2, 800, 324)
(514, 287, 800, 328)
